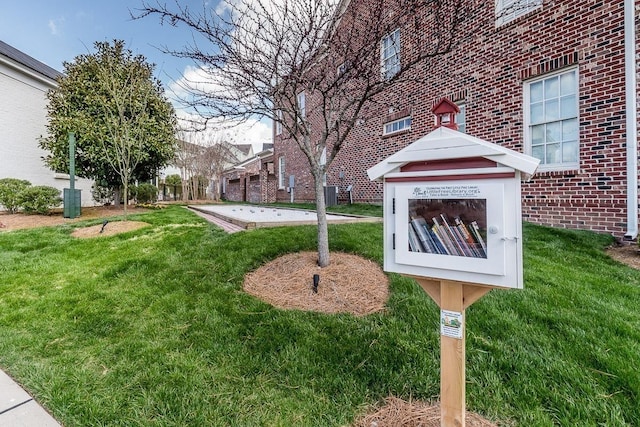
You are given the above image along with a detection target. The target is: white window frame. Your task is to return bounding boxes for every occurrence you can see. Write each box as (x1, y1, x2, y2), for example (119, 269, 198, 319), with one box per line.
(383, 116, 412, 136)
(381, 29, 401, 80)
(275, 109, 283, 136)
(495, 0, 542, 26)
(523, 67, 579, 172)
(297, 91, 306, 119)
(278, 156, 286, 189)
(456, 103, 466, 134)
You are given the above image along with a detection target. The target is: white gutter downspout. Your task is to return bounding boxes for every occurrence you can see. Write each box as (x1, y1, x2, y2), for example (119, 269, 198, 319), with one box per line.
(624, 0, 638, 240)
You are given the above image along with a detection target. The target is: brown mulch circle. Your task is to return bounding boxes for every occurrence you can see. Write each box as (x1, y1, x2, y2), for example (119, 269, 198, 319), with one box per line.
(0, 206, 149, 231)
(353, 398, 499, 427)
(71, 221, 149, 238)
(245, 253, 502, 426)
(243, 251, 389, 316)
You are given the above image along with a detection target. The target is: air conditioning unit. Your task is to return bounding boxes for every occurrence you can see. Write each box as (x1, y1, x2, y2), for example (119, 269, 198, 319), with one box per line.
(324, 185, 338, 207)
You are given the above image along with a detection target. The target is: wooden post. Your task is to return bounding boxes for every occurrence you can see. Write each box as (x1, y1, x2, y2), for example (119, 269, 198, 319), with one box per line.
(414, 277, 493, 427)
(440, 280, 465, 427)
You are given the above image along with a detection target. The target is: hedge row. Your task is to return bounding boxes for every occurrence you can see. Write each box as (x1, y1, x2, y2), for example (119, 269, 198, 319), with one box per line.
(0, 178, 62, 215)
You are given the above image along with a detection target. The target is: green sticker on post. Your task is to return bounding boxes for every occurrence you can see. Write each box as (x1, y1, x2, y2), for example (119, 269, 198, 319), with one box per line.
(441, 309, 463, 339)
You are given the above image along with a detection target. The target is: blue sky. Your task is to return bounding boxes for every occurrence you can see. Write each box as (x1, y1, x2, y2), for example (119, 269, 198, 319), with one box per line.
(0, 0, 273, 143)
(0, 0, 199, 89)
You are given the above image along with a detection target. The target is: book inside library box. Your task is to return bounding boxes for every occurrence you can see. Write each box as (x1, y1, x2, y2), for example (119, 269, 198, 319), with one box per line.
(408, 198, 487, 258)
(393, 183, 507, 277)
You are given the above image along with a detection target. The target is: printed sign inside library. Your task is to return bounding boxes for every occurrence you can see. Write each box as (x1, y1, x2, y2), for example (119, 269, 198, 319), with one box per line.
(408, 185, 487, 258)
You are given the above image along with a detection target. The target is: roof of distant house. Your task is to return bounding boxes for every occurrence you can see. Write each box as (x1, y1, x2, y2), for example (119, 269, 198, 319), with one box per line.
(234, 144, 253, 155)
(0, 40, 62, 81)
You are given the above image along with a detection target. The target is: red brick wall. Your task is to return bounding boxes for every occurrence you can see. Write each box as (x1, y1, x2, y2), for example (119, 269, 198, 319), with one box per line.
(223, 154, 277, 203)
(225, 176, 243, 202)
(273, 0, 639, 237)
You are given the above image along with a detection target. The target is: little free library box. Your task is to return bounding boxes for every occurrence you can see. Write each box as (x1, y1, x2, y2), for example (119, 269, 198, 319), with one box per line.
(368, 121, 540, 426)
(368, 126, 540, 289)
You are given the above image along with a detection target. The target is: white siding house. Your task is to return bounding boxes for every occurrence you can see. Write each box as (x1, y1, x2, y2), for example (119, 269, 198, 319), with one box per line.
(0, 40, 94, 207)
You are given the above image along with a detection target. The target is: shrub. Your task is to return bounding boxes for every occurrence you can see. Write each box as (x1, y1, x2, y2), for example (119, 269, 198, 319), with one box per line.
(135, 183, 158, 204)
(91, 181, 114, 206)
(0, 178, 31, 213)
(164, 174, 182, 200)
(18, 186, 62, 214)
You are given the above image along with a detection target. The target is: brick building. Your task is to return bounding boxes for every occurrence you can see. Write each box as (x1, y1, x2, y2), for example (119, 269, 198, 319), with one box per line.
(222, 146, 276, 203)
(273, 0, 639, 238)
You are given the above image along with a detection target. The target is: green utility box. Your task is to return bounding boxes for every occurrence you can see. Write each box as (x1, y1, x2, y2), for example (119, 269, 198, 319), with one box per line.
(63, 188, 81, 218)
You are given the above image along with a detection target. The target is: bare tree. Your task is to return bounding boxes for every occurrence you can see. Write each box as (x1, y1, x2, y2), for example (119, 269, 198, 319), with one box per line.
(201, 136, 240, 201)
(136, 0, 466, 266)
(173, 136, 198, 202)
(175, 129, 239, 201)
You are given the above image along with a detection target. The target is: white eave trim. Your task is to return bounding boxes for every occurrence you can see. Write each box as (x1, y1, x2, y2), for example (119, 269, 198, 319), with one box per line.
(0, 55, 58, 89)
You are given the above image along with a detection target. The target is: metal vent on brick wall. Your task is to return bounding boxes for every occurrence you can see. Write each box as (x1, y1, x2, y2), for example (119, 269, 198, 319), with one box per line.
(324, 186, 338, 207)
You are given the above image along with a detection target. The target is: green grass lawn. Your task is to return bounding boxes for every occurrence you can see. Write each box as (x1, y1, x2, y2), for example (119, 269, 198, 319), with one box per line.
(0, 206, 638, 426)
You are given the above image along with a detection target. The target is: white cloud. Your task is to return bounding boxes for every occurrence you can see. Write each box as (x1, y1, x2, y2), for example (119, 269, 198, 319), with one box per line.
(48, 16, 66, 36)
(48, 19, 58, 35)
(176, 110, 272, 147)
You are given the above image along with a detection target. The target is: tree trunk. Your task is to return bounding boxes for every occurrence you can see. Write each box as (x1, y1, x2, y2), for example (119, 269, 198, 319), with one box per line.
(314, 171, 330, 267)
(122, 181, 129, 218)
(113, 187, 121, 207)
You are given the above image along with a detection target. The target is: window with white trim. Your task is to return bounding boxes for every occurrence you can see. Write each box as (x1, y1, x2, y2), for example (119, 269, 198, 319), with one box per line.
(297, 92, 306, 119)
(381, 29, 400, 80)
(275, 109, 282, 135)
(496, 0, 542, 26)
(383, 116, 411, 135)
(456, 103, 466, 133)
(524, 68, 579, 170)
(273, 110, 282, 135)
(278, 156, 286, 189)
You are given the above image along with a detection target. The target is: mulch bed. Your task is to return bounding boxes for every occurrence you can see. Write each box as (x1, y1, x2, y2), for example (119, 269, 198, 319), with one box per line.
(353, 397, 499, 427)
(243, 251, 389, 316)
(244, 251, 501, 426)
(71, 221, 150, 238)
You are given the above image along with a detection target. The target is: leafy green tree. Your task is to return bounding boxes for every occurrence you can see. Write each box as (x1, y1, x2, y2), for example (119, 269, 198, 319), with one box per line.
(164, 174, 182, 200)
(0, 178, 31, 213)
(40, 40, 177, 215)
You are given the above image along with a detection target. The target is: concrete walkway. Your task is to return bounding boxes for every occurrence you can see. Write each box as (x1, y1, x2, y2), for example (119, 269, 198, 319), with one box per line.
(0, 369, 61, 426)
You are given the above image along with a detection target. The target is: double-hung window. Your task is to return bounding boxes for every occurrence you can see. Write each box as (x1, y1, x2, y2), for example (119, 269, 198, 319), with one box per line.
(297, 92, 306, 120)
(525, 68, 579, 171)
(275, 109, 282, 135)
(496, 0, 542, 26)
(278, 156, 286, 189)
(456, 103, 466, 133)
(383, 116, 411, 135)
(381, 29, 400, 80)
